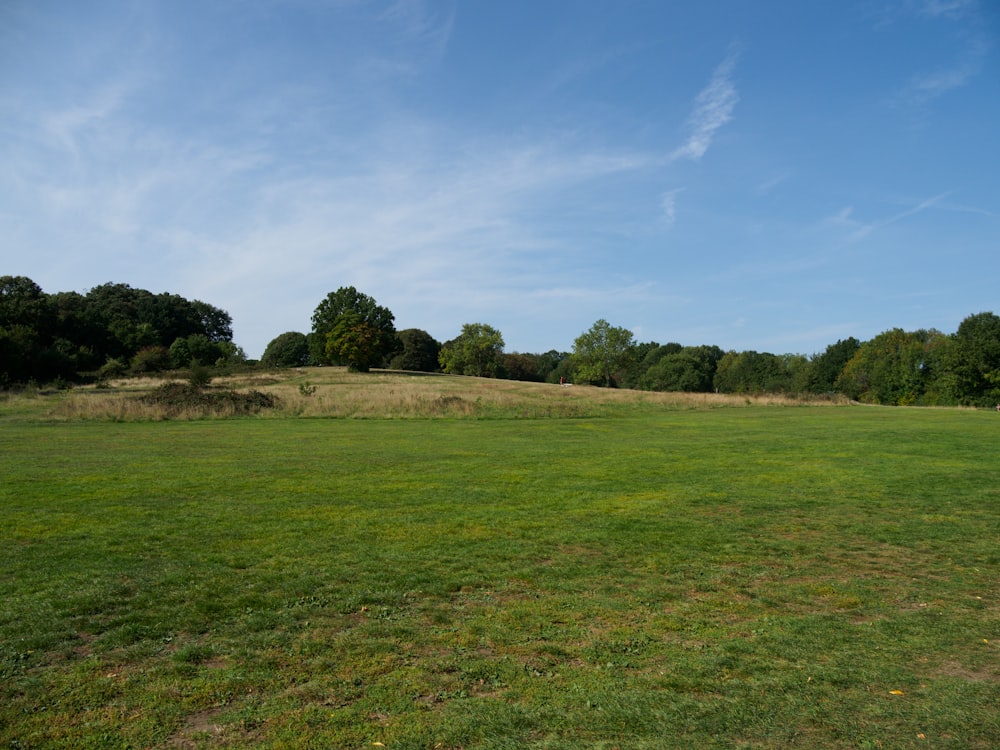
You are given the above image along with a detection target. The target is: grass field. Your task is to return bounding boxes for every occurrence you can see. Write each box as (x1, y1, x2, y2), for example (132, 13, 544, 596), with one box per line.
(1, 372, 998, 748)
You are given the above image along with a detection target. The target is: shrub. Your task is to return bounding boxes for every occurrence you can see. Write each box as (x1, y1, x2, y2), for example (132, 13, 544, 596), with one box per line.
(137, 383, 279, 416)
(130, 346, 172, 374)
(98, 357, 127, 380)
(188, 363, 213, 388)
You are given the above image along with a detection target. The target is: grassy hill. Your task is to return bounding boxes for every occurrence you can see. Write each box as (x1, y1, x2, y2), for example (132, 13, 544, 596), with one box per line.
(8, 366, 843, 422)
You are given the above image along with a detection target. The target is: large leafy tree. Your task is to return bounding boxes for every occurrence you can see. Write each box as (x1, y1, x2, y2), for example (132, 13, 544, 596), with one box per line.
(261, 331, 311, 368)
(0, 275, 55, 384)
(572, 319, 635, 387)
(502, 353, 542, 382)
(806, 337, 861, 394)
(0, 275, 52, 330)
(536, 350, 571, 383)
(439, 323, 505, 377)
(640, 345, 723, 392)
(83, 284, 161, 359)
(326, 312, 385, 372)
(82, 283, 233, 363)
(389, 329, 441, 372)
(835, 328, 947, 405)
(190, 300, 233, 342)
(620, 341, 668, 389)
(947, 311, 1000, 407)
(311, 287, 397, 371)
(0, 276, 238, 384)
(713, 350, 792, 394)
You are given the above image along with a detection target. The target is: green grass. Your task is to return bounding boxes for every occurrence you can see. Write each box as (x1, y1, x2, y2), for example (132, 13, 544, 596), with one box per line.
(1, 395, 998, 747)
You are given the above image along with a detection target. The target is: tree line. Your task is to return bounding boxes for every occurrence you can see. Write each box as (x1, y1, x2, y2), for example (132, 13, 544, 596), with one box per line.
(3, 276, 999, 407)
(0, 275, 241, 386)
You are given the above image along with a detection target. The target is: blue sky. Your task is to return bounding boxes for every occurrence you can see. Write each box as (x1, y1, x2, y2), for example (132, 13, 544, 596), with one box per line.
(2, 0, 997, 359)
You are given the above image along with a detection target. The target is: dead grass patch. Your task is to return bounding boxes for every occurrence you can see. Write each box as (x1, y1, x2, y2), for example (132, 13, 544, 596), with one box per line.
(166, 707, 227, 748)
(42, 367, 846, 421)
(932, 660, 999, 682)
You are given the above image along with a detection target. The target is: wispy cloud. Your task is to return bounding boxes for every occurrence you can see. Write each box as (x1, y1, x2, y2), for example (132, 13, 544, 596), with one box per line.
(827, 192, 954, 242)
(914, 0, 978, 19)
(901, 38, 988, 103)
(896, 0, 991, 105)
(660, 188, 685, 226)
(379, 0, 455, 60)
(670, 48, 740, 161)
(754, 171, 791, 195)
(38, 80, 137, 159)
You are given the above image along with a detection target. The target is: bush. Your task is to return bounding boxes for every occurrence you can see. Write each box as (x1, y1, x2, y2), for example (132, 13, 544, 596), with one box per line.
(188, 363, 213, 388)
(138, 383, 279, 415)
(98, 357, 127, 380)
(130, 346, 172, 374)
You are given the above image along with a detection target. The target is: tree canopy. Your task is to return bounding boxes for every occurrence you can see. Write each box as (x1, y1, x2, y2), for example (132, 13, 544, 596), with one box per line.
(639, 345, 723, 392)
(4, 273, 1000, 410)
(261, 331, 311, 368)
(439, 323, 505, 378)
(835, 328, 948, 406)
(947, 312, 1000, 407)
(310, 287, 398, 372)
(572, 319, 635, 387)
(0, 275, 237, 385)
(389, 329, 441, 372)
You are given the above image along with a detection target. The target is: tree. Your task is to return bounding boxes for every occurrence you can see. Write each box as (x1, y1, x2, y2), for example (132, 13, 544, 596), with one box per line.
(713, 350, 793, 394)
(621, 340, 665, 388)
(947, 312, 1000, 407)
(502, 353, 542, 382)
(806, 338, 860, 394)
(81, 283, 234, 365)
(389, 329, 441, 372)
(0, 276, 240, 384)
(50, 291, 101, 373)
(572, 319, 635, 387)
(190, 300, 233, 342)
(325, 312, 385, 372)
(835, 328, 946, 405)
(310, 287, 397, 371)
(439, 323, 505, 377)
(0, 275, 55, 384)
(640, 345, 723, 392)
(0, 275, 53, 331)
(169, 337, 193, 369)
(536, 350, 571, 383)
(261, 331, 311, 368)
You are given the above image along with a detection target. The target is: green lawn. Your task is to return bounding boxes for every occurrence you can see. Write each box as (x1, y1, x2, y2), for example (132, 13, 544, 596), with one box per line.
(1, 405, 998, 748)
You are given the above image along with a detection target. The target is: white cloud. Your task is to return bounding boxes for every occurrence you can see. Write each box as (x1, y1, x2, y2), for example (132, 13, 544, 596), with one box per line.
(754, 171, 791, 195)
(896, 1, 990, 105)
(901, 37, 988, 103)
(670, 48, 740, 161)
(915, 0, 978, 19)
(378, 0, 455, 63)
(660, 188, 685, 226)
(827, 193, 953, 243)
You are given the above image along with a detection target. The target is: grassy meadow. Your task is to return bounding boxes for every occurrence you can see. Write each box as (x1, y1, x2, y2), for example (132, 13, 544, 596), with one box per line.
(1, 370, 998, 748)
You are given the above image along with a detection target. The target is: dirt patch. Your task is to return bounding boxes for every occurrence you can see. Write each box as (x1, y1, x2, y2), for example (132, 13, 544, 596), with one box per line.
(932, 659, 999, 683)
(166, 707, 226, 748)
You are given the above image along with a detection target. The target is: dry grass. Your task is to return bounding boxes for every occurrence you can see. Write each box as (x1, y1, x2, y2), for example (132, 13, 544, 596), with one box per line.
(44, 367, 848, 421)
